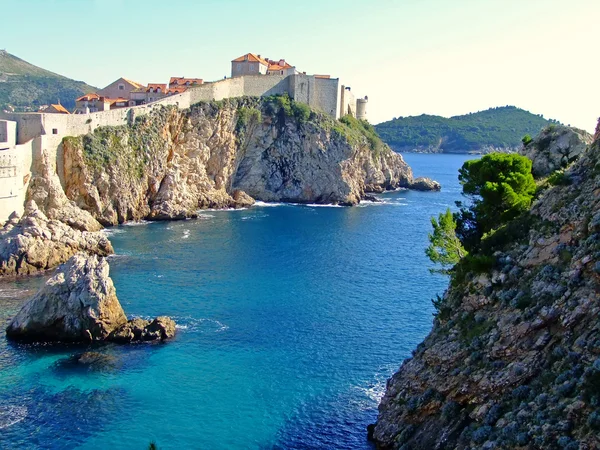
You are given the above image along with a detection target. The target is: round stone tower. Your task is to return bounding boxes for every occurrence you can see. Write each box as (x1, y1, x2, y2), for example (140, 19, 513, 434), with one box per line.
(356, 96, 368, 121)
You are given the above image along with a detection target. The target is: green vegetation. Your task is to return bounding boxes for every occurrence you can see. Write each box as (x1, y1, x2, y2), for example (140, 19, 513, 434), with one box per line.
(522, 134, 533, 146)
(236, 106, 262, 131)
(0, 51, 96, 111)
(426, 153, 536, 274)
(456, 153, 536, 252)
(375, 106, 558, 152)
(547, 169, 572, 186)
(425, 208, 467, 274)
(337, 114, 386, 159)
(264, 93, 313, 124)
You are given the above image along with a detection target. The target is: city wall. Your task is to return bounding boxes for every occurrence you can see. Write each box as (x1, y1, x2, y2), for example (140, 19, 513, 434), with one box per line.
(0, 73, 352, 222)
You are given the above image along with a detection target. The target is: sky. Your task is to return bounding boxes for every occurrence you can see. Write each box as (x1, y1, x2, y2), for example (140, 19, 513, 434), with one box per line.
(1, 0, 598, 131)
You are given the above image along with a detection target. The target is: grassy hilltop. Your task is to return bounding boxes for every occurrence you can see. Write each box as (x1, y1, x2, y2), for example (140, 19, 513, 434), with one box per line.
(0, 51, 96, 112)
(375, 106, 558, 153)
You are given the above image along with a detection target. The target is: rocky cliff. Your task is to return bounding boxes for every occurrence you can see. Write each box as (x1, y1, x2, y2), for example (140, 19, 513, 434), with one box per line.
(60, 97, 434, 225)
(372, 121, 600, 449)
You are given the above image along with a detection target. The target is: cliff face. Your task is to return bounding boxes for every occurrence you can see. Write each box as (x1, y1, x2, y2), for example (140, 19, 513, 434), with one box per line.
(61, 98, 423, 225)
(372, 124, 600, 449)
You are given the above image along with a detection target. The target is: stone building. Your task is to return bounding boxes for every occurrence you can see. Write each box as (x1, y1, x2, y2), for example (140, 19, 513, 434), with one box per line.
(97, 77, 144, 101)
(74, 93, 111, 114)
(39, 104, 70, 114)
(231, 53, 269, 77)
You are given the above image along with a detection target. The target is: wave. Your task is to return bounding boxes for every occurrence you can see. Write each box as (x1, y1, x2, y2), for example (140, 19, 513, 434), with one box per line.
(173, 317, 229, 333)
(123, 220, 152, 227)
(0, 405, 27, 430)
(0, 287, 33, 298)
(101, 228, 124, 236)
(253, 201, 286, 207)
(304, 203, 343, 208)
(182, 230, 190, 239)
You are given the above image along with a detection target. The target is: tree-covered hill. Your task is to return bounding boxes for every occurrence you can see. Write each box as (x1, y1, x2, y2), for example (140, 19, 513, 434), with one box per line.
(0, 50, 96, 112)
(375, 106, 558, 153)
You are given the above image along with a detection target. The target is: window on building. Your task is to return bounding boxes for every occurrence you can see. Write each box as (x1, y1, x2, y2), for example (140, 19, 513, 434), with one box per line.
(52, 129, 58, 135)
(118, 84, 125, 90)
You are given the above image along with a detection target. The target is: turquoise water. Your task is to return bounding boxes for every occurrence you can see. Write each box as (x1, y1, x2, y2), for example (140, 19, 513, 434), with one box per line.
(0, 154, 474, 449)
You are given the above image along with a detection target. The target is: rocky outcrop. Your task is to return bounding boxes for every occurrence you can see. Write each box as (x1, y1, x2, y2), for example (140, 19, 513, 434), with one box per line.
(60, 99, 434, 225)
(6, 253, 126, 341)
(5, 253, 176, 343)
(109, 316, 176, 343)
(520, 124, 593, 177)
(0, 202, 113, 277)
(372, 122, 600, 449)
(409, 177, 441, 191)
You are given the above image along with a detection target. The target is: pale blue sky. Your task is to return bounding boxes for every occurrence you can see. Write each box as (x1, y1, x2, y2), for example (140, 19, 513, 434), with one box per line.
(1, 0, 598, 130)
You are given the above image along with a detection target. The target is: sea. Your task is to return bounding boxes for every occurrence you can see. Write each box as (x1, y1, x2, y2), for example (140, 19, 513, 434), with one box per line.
(0, 153, 475, 450)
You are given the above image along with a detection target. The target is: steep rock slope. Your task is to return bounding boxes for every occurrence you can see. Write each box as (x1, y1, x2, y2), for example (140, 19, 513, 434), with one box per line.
(372, 122, 600, 449)
(61, 98, 431, 225)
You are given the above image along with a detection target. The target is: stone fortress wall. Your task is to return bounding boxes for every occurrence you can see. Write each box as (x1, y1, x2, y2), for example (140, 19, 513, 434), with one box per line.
(0, 72, 366, 222)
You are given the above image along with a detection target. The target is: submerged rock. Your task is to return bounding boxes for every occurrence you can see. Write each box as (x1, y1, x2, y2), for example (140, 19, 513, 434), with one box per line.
(5, 253, 175, 344)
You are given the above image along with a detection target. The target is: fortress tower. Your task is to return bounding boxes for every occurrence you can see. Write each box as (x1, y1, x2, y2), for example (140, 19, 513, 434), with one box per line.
(356, 96, 368, 121)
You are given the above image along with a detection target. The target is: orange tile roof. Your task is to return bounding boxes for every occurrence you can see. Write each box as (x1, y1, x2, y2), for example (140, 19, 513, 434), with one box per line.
(106, 97, 129, 105)
(76, 93, 101, 102)
(51, 104, 70, 114)
(314, 75, 331, 79)
(146, 83, 167, 92)
(267, 59, 293, 70)
(231, 53, 268, 66)
(169, 77, 203, 86)
(122, 78, 144, 89)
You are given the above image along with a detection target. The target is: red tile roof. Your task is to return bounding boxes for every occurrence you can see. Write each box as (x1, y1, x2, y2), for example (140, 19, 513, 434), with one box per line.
(50, 104, 70, 114)
(76, 93, 101, 102)
(146, 83, 167, 92)
(168, 77, 203, 87)
(231, 53, 269, 66)
(122, 78, 144, 89)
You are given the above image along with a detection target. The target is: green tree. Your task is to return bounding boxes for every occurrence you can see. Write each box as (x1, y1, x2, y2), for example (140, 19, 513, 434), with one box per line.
(456, 153, 536, 251)
(425, 208, 467, 274)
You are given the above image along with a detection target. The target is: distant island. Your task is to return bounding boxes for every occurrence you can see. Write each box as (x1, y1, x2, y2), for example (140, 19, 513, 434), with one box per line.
(0, 50, 96, 112)
(375, 106, 559, 154)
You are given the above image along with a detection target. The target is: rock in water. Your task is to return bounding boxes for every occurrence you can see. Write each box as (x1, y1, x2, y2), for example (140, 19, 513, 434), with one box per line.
(108, 316, 176, 343)
(6, 253, 126, 341)
(409, 177, 441, 191)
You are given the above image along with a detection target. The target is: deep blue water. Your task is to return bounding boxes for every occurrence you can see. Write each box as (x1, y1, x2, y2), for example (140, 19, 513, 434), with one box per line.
(0, 154, 475, 449)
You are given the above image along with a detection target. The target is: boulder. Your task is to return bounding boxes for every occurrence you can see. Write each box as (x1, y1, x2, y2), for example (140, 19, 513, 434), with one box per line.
(5, 253, 176, 344)
(520, 125, 593, 177)
(6, 253, 126, 342)
(410, 177, 441, 191)
(108, 316, 176, 343)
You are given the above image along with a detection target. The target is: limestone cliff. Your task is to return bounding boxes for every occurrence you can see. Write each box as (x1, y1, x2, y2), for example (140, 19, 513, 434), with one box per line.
(60, 97, 433, 225)
(372, 122, 600, 449)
